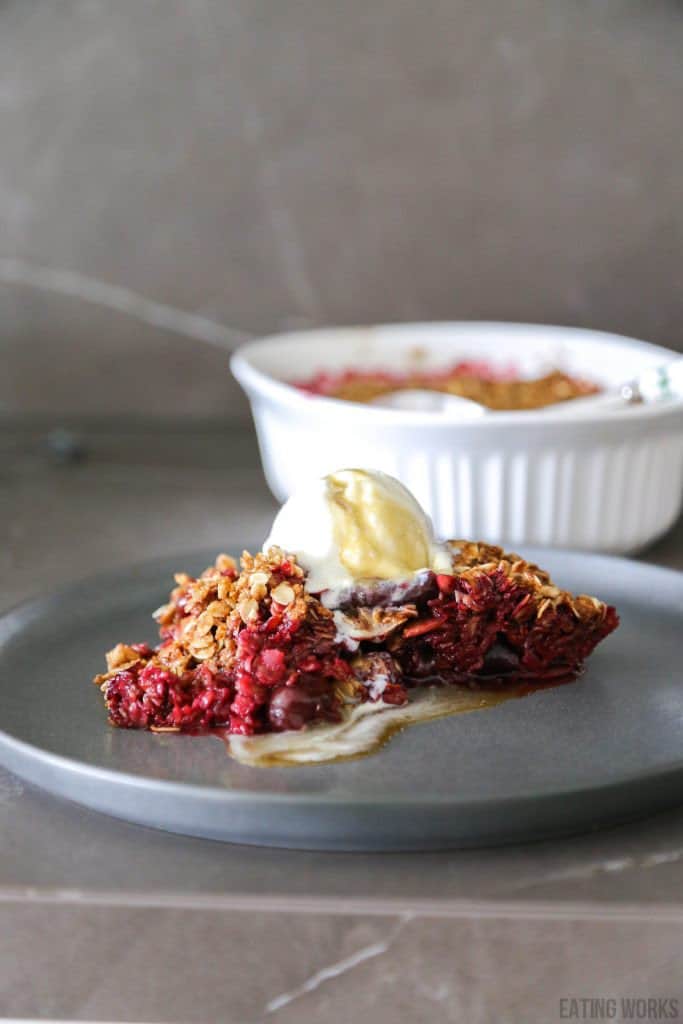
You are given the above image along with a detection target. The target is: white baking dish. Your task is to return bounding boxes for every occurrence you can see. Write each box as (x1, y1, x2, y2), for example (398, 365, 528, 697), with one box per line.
(231, 322, 683, 552)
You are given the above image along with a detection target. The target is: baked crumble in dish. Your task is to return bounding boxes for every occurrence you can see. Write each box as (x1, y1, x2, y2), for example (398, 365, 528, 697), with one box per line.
(95, 501, 618, 758)
(295, 361, 600, 410)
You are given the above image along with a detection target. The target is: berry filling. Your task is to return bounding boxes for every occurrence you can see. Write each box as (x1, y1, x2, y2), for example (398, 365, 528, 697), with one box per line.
(294, 362, 601, 411)
(95, 543, 618, 737)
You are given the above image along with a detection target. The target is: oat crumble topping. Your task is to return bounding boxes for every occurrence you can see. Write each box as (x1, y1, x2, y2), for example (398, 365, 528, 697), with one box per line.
(295, 363, 601, 411)
(94, 541, 618, 735)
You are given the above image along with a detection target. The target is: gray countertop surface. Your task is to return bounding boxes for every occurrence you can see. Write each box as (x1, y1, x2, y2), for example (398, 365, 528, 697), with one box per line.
(2, 420, 683, 916)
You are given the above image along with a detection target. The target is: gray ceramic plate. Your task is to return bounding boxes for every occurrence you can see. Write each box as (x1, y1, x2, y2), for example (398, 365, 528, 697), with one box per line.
(0, 548, 681, 850)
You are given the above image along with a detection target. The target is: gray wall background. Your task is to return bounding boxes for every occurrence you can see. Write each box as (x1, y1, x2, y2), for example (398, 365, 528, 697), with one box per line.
(2, 0, 682, 420)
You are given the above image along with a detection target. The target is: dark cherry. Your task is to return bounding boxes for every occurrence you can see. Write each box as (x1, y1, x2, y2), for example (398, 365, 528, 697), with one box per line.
(478, 639, 521, 676)
(268, 683, 326, 731)
(324, 570, 438, 611)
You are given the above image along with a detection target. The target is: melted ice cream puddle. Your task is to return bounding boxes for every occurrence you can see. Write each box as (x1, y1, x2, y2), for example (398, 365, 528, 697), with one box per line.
(221, 682, 554, 767)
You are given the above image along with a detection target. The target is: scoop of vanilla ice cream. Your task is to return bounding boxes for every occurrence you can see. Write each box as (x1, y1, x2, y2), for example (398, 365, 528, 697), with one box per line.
(264, 469, 451, 594)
